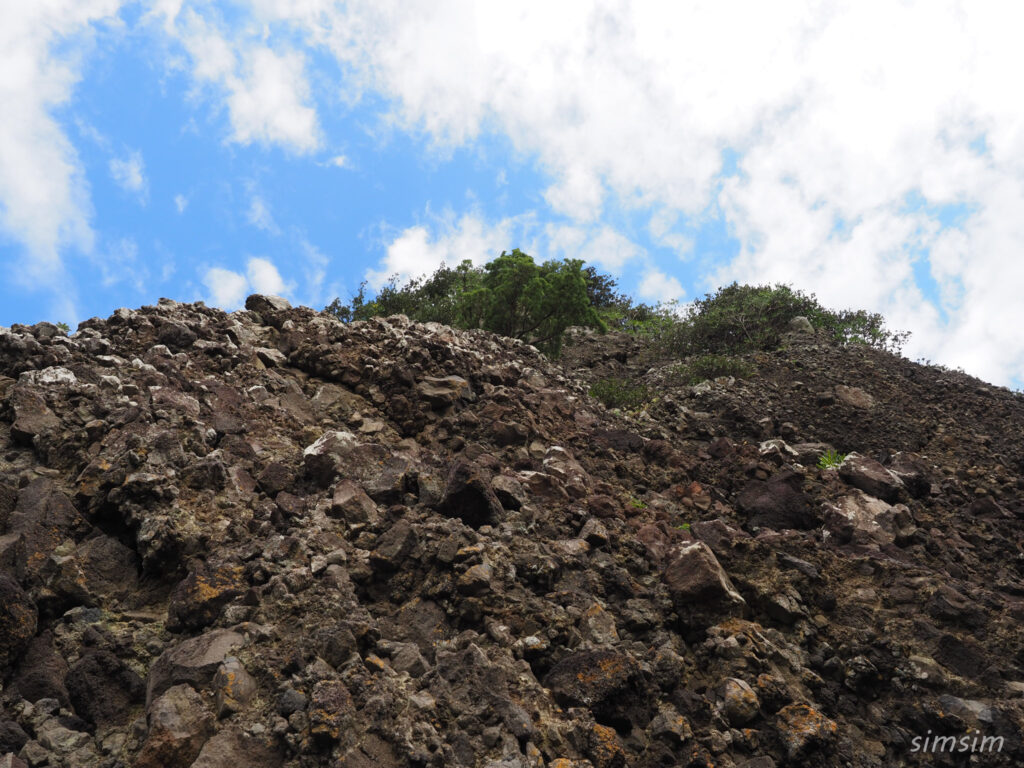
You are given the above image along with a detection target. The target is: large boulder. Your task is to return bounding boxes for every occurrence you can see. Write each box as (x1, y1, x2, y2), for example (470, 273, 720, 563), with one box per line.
(146, 629, 246, 706)
(436, 460, 504, 529)
(542, 649, 650, 729)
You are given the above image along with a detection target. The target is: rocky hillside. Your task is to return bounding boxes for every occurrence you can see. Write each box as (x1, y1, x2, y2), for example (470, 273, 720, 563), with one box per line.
(1, 295, 1023, 768)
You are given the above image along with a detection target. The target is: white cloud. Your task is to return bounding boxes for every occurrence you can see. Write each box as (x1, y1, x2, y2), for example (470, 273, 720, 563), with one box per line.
(246, 256, 291, 295)
(174, 194, 188, 213)
(202, 257, 294, 311)
(326, 155, 349, 168)
(170, 10, 321, 154)
(546, 224, 643, 272)
(366, 212, 518, 290)
(638, 269, 685, 304)
(202, 266, 249, 309)
(109, 150, 147, 199)
(0, 0, 123, 285)
(246, 194, 277, 232)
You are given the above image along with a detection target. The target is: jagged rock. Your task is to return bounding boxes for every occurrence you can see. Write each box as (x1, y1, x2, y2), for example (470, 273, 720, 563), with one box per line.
(330, 480, 380, 525)
(309, 680, 353, 741)
(43, 534, 139, 607)
(437, 460, 504, 528)
(774, 703, 838, 759)
(245, 294, 292, 314)
(542, 650, 648, 728)
(147, 629, 246, 706)
(302, 431, 389, 487)
(0, 574, 37, 668)
(166, 562, 245, 632)
(9, 388, 60, 445)
(10, 632, 69, 706)
(823, 490, 914, 546)
(662, 541, 745, 624)
(417, 375, 473, 409)
(135, 684, 214, 768)
(9, 479, 87, 577)
(736, 469, 818, 530)
(884, 451, 932, 498)
(838, 453, 904, 502)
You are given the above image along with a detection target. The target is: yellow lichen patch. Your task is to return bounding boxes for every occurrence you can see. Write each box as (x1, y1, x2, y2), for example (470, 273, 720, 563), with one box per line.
(776, 702, 838, 757)
(588, 723, 627, 768)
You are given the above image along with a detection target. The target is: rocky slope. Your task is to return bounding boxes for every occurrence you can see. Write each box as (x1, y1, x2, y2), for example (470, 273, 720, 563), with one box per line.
(1, 295, 1023, 768)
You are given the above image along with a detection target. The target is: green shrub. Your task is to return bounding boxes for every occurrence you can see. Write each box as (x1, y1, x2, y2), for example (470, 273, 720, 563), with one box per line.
(817, 449, 847, 469)
(661, 282, 909, 356)
(589, 377, 651, 410)
(671, 354, 755, 385)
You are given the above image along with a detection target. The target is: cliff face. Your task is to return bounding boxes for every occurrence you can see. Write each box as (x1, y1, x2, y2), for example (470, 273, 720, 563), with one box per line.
(1, 295, 1023, 768)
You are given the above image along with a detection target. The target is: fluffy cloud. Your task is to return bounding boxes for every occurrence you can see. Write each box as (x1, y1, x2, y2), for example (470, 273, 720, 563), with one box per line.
(202, 257, 294, 310)
(638, 269, 685, 304)
(202, 266, 249, 309)
(170, 9, 321, 154)
(366, 213, 521, 290)
(0, 0, 123, 282)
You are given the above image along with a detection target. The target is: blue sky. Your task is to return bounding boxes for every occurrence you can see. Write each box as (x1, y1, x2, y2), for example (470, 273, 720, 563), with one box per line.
(3, 2, 1024, 389)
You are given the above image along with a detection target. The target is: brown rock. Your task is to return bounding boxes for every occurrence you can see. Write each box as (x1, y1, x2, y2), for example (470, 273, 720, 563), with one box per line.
(66, 649, 145, 727)
(309, 680, 353, 742)
(662, 541, 745, 623)
(189, 727, 284, 767)
(147, 629, 245, 706)
(838, 453, 904, 502)
(437, 460, 504, 529)
(135, 684, 214, 768)
(166, 562, 245, 632)
(774, 703, 838, 759)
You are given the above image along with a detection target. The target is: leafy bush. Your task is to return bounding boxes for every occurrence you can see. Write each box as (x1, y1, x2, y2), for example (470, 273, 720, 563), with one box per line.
(817, 449, 847, 469)
(662, 283, 909, 356)
(589, 377, 651, 410)
(671, 354, 755, 385)
(326, 251, 605, 355)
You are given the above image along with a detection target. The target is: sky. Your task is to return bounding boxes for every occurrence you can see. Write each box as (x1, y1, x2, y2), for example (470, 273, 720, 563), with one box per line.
(2, 1, 1024, 389)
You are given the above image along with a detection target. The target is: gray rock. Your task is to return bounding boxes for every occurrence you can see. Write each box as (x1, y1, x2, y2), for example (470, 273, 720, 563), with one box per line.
(838, 453, 904, 502)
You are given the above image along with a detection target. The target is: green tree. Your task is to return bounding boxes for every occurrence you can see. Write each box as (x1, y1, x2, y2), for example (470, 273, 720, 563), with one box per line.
(324, 250, 605, 355)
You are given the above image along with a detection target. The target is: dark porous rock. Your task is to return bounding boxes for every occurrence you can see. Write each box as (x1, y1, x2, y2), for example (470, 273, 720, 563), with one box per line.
(257, 461, 295, 496)
(436, 459, 504, 529)
(10, 632, 69, 706)
(773, 703, 838, 759)
(736, 469, 818, 530)
(147, 629, 246, 706)
(303, 431, 390, 487)
(213, 657, 258, 718)
(44, 534, 139, 608)
(309, 680, 354, 742)
(66, 649, 145, 727)
(0, 574, 37, 668)
(166, 562, 245, 632)
(135, 684, 214, 768)
(370, 518, 418, 570)
(157, 322, 197, 351)
(542, 649, 649, 729)
(838, 453, 905, 503)
(0, 719, 29, 754)
(330, 480, 379, 525)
